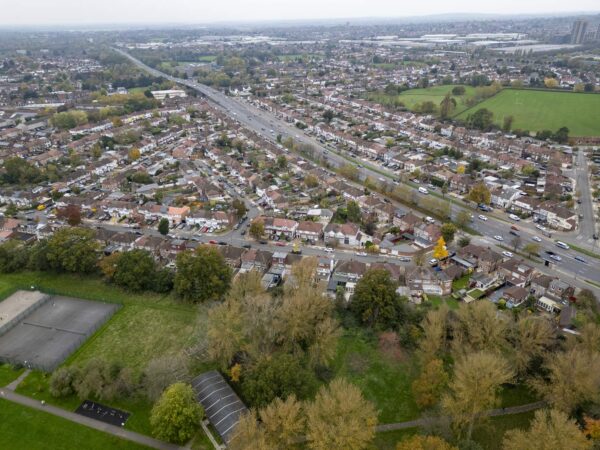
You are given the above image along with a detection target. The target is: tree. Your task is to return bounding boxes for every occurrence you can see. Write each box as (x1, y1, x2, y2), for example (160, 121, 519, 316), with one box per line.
(112, 249, 158, 291)
(452, 86, 466, 96)
(174, 245, 231, 302)
(544, 77, 558, 89)
(455, 210, 472, 228)
(452, 301, 509, 355)
(2, 157, 43, 185)
(458, 236, 471, 248)
(467, 108, 494, 131)
(531, 348, 600, 414)
(522, 242, 540, 257)
(440, 223, 457, 244)
(150, 383, 203, 444)
(231, 199, 247, 220)
(467, 183, 491, 205)
(241, 353, 318, 408)
(338, 163, 359, 181)
(553, 127, 569, 144)
(228, 411, 270, 450)
(249, 219, 265, 240)
(502, 409, 591, 450)
(49, 366, 80, 398)
(158, 218, 169, 235)
(0, 240, 29, 273)
(442, 351, 514, 440)
(440, 94, 457, 119)
(350, 268, 404, 329)
(206, 298, 246, 369)
(305, 174, 319, 188)
(57, 204, 82, 226)
(259, 394, 305, 448)
(323, 109, 334, 123)
(510, 235, 521, 251)
(510, 315, 555, 377)
(418, 307, 449, 363)
(46, 227, 99, 273)
(346, 200, 362, 224)
(432, 237, 449, 261)
(143, 354, 190, 401)
(128, 147, 141, 161)
(396, 435, 458, 450)
(276, 155, 288, 170)
(412, 358, 449, 409)
(305, 378, 377, 450)
(502, 115, 514, 132)
(4, 203, 18, 217)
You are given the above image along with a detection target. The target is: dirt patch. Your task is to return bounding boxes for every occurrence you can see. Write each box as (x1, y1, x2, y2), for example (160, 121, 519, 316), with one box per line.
(378, 331, 405, 363)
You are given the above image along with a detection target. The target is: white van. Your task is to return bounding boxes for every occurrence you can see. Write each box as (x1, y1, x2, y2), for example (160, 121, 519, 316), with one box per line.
(418, 187, 429, 195)
(556, 241, 570, 250)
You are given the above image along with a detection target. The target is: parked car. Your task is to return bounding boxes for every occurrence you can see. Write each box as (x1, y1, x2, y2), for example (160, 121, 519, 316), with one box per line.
(509, 214, 520, 221)
(532, 236, 542, 242)
(325, 247, 334, 253)
(509, 230, 519, 237)
(502, 251, 513, 258)
(429, 258, 438, 266)
(418, 187, 429, 195)
(355, 251, 368, 257)
(478, 215, 488, 221)
(494, 235, 504, 241)
(510, 225, 519, 231)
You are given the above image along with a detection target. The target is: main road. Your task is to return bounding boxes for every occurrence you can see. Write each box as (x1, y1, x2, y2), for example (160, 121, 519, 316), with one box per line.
(115, 48, 600, 291)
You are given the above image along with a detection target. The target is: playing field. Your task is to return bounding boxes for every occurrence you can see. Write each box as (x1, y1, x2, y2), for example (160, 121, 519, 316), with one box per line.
(456, 89, 600, 137)
(368, 85, 478, 115)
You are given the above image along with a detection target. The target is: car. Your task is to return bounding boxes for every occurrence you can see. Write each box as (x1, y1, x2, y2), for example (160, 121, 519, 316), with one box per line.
(429, 258, 438, 266)
(259, 240, 268, 245)
(418, 187, 429, 195)
(218, 241, 227, 245)
(575, 255, 587, 263)
(594, 234, 599, 240)
(536, 224, 546, 231)
(510, 225, 519, 231)
(275, 242, 286, 247)
(478, 215, 488, 221)
(208, 240, 218, 244)
(325, 247, 334, 253)
(242, 244, 251, 249)
(509, 214, 520, 221)
(240, 230, 246, 236)
(550, 254, 562, 261)
(355, 251, 368, 257)
(509, 230, 519, 237)
(532, 236, 542, 242)
(577, 199, 582, 204)
(555, 241, 570, 250)
(494, 235, 504, 241)
(545, 250, 556, 256)
(502, 251, 514, 258)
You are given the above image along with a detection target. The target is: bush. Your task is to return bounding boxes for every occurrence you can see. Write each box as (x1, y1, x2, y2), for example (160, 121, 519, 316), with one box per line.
(49, 366, 80, 398)
(150, 383, 203, 444)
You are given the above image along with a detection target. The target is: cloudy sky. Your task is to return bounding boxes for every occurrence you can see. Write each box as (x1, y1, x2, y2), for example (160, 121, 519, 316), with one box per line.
(1, 0, 598, 26)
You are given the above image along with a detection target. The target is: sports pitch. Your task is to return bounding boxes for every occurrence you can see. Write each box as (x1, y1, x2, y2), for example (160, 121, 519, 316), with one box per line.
(456, 89, 600, 137)
(0, 292, 118, 371)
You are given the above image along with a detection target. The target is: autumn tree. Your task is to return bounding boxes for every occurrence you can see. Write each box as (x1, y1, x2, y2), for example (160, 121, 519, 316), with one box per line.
(440, 94, 457, 119)
(510, 315, 555, 378)
(57, 204, 82, 226)
(523, 242, 540, 258)
(249, 219, 265, 240)
(467, 182, 491, 205)
(396, 435, 458, 450)
(305, 378, 377, 450)
(412, 358, 449, 409)
(339, 163, 359, 181)
(432, 237, 449, 261)
(442, 351, 514, 440)
(259, 394, 305, 448)
(128, 147, 141, 161)
(455, 210, 472, 228)
(531, 348, 600, 414)
(143, 354, 190, 401)
(502, 409, 591, 450)
(228, 411, 270, 450)
(174, 245, 232, 302)
(452, 300, 509, 355)
(150, 383, 203, 444)
(350, 268, 404, 329)
(418, 307, 449, 363)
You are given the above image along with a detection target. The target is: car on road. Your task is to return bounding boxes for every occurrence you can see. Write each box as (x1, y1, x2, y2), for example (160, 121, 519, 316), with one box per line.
(355, 251, 368, 257)
(208, 240, 218, 244)
(509, 214, 520, 221)
(502, 251, 514, 258)
(429, 258, 438, 266)
(242, 244, 251, 249)
(494, 235, 504, 241)
(549, 254, 562, 262)
(509, 230, 519, 237)
(325, 247, 334, 253)
(594, 234, 599, 240)
(478, 215, 488, 221)
(532, 236, 542, 242)
(555, 241, 570, 250)
(535, 224, 546, 231)
(259, 240, 268, 245)
(418, 187, 429, 195)
(275, 242, 286, 247)
(577, 199, 582, 204)
(510, 225, 519, 231)
(218, 241, 227, 245)
(545, 250, 556, 256)
(575, 255, 587, 263)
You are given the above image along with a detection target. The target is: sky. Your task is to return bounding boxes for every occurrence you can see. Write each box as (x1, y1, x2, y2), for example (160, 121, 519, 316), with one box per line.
(0, 0, 599, 26)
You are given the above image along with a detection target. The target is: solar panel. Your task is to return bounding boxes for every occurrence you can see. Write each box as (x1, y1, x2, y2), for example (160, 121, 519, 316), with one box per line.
(191, 370, 248, 443)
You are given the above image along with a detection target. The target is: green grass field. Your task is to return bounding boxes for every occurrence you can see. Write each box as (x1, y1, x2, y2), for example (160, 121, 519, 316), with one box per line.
(456, 89, 600, 136)
(0, 398, 149, 450)
(368, 85, 478, 115)
(0, 364, 24, 387)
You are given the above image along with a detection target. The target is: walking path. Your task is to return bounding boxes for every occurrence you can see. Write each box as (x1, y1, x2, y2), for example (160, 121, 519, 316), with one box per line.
(5, 369, 30, 391)
(375, 401, 546, 432)
(0, 388, 181, 450)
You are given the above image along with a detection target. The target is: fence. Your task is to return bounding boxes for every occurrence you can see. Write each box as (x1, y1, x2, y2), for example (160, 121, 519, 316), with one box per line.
(0, 294, 51, 338)
(0, 302, 120, 373)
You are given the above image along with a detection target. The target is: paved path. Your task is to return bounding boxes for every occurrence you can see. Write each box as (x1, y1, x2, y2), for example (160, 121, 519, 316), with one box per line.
(0, 389, 181, 450)
(375, 401, 546, 432)
(5, 369, 30, 391)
